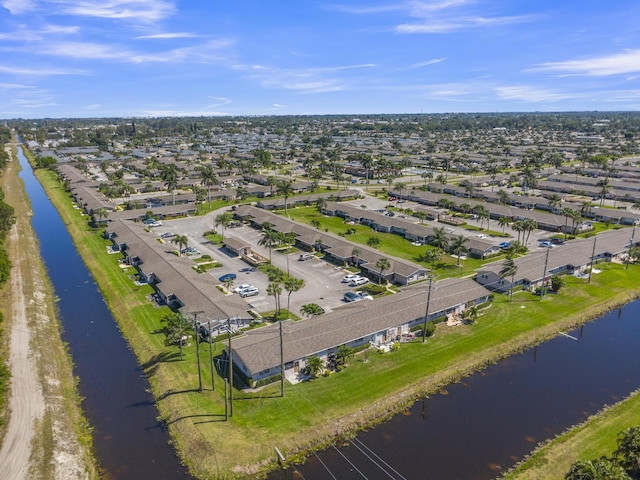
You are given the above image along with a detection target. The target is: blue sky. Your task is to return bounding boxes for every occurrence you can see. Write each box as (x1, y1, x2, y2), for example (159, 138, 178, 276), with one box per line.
(1, 0, 640, 118)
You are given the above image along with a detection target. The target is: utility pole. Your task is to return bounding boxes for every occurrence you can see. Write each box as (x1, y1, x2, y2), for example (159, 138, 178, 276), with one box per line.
(626, 223, 636, 270)
(422, 275, 434, 343)
(227, 318, 233, 418)
(540, 247, 550, 301)
(280, 321, 285, 397)
(208, 319, 215, 392)
(588, 236, 597, 283)
(191, 311, 204, 392)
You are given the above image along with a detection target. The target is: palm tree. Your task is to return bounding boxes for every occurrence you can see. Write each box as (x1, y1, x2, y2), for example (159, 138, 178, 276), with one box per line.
(199, 165, 218, 209)
(304, 355, 324, 378)
(473, 205, 489, 230)
(267, 282, 283, 315)
(547, 193, 562, 214)
(94, 207, 108, 227)
(430, 226, 449, 253)
(376, 257, 391, 285)
(393, 181, 407, 201)
(258, 226, 280, 263)
(214, 211, 233, 241)
(499, 256, 518, 302)
(351, 247, 361, 267)
(276, 179, 294, 213)
(360, 154, 374, 191)
(466, 305, 479, 324)
(424, 248, 441, 271)
(561, 207, 576, 239)
(498, 216, 511, 234)
(522, 218, 538, 247)
(416, 211, 428, 224)
(315, 196, 327, 213)
(171, 234, 188, 256)
(511, 220, 525, 251)
(284, 277, 304, 316)
(498, 189, 510, 205)
(161, 165, 179, 205)
(450, 234, 469, 266)
(597, 178, 611, 207)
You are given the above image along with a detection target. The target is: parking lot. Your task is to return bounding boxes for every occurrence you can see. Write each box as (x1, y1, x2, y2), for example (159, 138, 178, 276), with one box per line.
(156, 216, 363, 317)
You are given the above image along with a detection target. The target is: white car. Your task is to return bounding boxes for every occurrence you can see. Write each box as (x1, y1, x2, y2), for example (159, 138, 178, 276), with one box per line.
(239, 287, 259, 298)
(350, 276, 369, 287)
(233, 284, 254, 293)
(342, 273, 360, 283)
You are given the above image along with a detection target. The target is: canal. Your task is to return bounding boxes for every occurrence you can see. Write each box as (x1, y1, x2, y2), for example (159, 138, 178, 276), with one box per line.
(272, 302, 640, 480)
(17, 142, 640, 480)
(17, 144, 192, 479)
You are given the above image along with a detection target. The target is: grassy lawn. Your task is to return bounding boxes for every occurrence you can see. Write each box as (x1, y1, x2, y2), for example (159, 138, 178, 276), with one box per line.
(503, 389, 640, 480)
(35, 168, 640, 479)
(286, 206, 489, 277)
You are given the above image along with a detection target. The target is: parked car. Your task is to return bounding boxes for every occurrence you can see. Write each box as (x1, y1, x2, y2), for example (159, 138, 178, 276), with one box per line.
(539, 241, 553, 248)
(298, 253, 314, 261)
(499, 241, 511, 249)
(239, 286, 259, 298)
(389, 196, 397, 201)
(342, 273, 359, 283)
(350, 276, 369, 287)
(181, 247, 200, 256)
(218, 273, 237, 282)
(358, 292, 374, 300)
(143, 219, 162, 227)
(233, 284, 254, 293)
(550, 238, 565, 245)
(160, 232, 176, 239)
(343, 291, 363, 302)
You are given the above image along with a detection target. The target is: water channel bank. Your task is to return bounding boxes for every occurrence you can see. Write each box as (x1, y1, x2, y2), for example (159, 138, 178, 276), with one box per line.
(17, 145, 192, 480)
(271, 300, 640, 480)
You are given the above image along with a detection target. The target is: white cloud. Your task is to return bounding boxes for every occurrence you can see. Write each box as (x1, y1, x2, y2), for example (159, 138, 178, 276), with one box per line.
(495, 85, 573, 102)
(410, 58, 446, 68)
(2, 0, 36, 14)
(241, 63, 376, 94)
(0, 64, 85, 75)
(135, 32, 200, 39)
(51, 0, 175, 23)
(0, 82, 34, 89)
(81, 103, 102, 109)
(534, 49, 640, 77)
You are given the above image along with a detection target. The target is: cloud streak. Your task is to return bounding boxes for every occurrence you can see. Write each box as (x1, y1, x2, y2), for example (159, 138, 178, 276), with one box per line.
(533, 49, 640, 77)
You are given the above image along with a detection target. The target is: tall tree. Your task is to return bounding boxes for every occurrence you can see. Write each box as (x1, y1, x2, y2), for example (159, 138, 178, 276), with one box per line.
(276, 179, 294, 213)
(258, 226, 280, 263)
(214, 211, 233, 241)
(199, 165, 218, 209)
(284, 277, 304, 315)
(499, 256, 518, 302)
(171, 234, 189, 256)
(451, 234, 469, 266)
(160, 312, 189, 360)
(430, 226, 449, 253)
(376, 257, 391, 285)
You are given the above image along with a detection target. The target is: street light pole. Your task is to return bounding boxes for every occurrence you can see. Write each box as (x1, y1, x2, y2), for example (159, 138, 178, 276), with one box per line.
(191, 311, 204, 392)
(540, 247, 550, 301)
(588, 236, 597, 283)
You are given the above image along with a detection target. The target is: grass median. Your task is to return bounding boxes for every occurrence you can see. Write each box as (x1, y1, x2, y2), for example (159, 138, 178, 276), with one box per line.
(34, 166, 640, 479)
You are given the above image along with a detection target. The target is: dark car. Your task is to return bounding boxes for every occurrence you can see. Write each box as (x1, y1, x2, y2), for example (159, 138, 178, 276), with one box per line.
(550, 238, 565, 245)
(218, 273, 237, 282)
